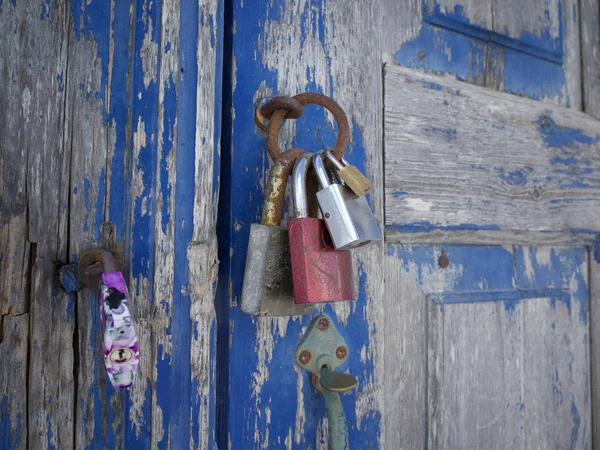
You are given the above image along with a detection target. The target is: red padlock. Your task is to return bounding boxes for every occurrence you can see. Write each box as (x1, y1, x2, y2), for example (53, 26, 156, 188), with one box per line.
(288, 154, 356, 304)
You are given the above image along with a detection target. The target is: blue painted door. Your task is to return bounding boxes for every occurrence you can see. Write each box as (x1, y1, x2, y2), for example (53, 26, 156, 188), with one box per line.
(217, 0, 596, 448)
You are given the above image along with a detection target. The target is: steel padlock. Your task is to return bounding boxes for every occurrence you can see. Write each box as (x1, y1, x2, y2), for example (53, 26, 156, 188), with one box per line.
(288, 154, 355, 304)
(312, 153, 382, 250)
(241, 149, 315, 316)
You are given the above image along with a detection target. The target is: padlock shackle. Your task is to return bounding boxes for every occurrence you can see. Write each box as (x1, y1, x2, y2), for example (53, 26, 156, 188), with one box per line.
(324, 149, 345, 171)
(292, 155, 311, 219)
(312, 153, 332, 190)
(262, 148, 307, 226)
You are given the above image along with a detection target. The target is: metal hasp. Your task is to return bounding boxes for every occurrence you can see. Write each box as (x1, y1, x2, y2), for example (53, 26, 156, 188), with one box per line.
(296, 314, 358, 450)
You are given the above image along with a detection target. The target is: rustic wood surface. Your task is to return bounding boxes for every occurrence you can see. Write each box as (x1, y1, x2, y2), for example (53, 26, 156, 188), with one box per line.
(386, 244, 591, 448)
(591, 255, 600, 449)
(384, 64, 600, 235)
(0, 0, 221, 448)
(581, 0, 600, 120)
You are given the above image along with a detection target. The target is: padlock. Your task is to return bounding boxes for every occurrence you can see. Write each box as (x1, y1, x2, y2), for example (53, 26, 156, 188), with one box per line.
(324, 149, 372, 196)
(313, 153, 382, 250)
(288, 154, 355, 304)
(241, 149, 315, 316)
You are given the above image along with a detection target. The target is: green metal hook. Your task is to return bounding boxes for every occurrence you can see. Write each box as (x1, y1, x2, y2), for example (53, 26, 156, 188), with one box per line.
(296, 314, 358, 450)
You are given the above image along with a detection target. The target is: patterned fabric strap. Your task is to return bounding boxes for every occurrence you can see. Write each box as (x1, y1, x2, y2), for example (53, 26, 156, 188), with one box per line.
(98, 271, 139, 388)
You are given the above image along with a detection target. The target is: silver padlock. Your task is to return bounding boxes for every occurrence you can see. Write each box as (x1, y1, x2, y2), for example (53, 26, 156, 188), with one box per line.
(312, 153, 382, 250)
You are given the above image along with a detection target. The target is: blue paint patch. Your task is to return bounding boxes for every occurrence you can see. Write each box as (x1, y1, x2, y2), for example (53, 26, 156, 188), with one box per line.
(395, 20, 487, 83)
(426, 126, 456, 141)
(159, 75, 176, 233)
(155, 344, 172, 450)
(392, 190, 407, 198)
(46, 412, 55, 450)
(535, 114, 600, 148)
(495, 166, 534, 187)
(56, 72, 64, 92)
(387, 221, 501, 233)
(571, 401, 581, 448)
(0, 396, 23, 449)
(424, 2, 563, 64)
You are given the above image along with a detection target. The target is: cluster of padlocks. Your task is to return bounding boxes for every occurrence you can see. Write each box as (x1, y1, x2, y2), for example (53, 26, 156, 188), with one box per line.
(241, 93, 382, 316)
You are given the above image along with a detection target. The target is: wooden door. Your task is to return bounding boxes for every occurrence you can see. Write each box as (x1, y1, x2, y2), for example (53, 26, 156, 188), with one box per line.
(220, 0, 600, 449)
(1, 1, 222, 448)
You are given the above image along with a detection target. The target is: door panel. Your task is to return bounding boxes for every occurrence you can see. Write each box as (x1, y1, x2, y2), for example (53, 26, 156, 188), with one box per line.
(386, 244, 591, 448)
(398, 0, 579, 105)
(384, 65, 600, 237)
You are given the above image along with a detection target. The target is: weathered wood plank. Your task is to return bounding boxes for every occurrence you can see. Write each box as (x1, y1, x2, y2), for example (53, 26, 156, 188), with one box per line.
(384, 64, 600, 233)
(222, 0, 424, 447)
(581, 0, 600, 119)
(591, 253, 600, 448)
(189, 1, 221, 447)
(385, 228, 597, 246)
(387, 244, 591, 448)
(383, 249, 427, 448)
(149, 0, 179, 446)
(28, 259, 75, 450)
(66, 1, 126, 446)
(0, 314, 28, 450)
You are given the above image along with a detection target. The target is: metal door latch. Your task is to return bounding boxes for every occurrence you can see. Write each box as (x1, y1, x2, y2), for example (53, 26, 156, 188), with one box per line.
(296, 314, 358, 450)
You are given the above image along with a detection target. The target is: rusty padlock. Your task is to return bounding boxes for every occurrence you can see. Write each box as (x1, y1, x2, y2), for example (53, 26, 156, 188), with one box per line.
(240, 149, 315, 316)
(288, 154, 356, 304)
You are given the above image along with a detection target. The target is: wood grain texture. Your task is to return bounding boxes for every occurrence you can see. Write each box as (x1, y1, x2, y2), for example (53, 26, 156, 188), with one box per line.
(385, 228, 597, 246)
(591, 254, 600, 449)
(0, 314, 28, 450)
(384, 64, 600, 233)
(385, 244, 591, 448)
(28, 259, 75, 450)
(222, 0, 422, 447)
(383, 251, 427, 449)
(581, 0, 600, 118)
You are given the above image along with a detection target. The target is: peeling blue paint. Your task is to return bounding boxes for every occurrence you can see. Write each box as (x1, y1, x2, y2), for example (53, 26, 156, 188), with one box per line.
(159, 75, 176, 233)
(0, 396, 22, 449)
(387, 221, 501, 233)
(426, 126, 456, 141)
(495, 166, 534, 187)
(535, 114, 600, 148)
(397, 1, 568, 102)
(56, 72, 64, 92)
(70, 0, 111, 122)
(155, 344, 172, 450)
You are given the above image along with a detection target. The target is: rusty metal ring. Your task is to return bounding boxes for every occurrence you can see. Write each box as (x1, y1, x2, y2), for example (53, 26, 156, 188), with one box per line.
(266, 93, 350, 160)
(255, 97, 304, 132)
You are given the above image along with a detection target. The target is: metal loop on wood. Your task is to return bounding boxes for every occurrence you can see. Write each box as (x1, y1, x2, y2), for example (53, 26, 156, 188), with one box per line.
(255, 96, 305, 132)
(265, 93, 350, 161)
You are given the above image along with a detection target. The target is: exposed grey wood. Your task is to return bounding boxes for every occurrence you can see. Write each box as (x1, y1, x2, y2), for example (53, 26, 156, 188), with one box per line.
(591, 254, 600, 448)
(385, 229, 597, 246)
(432, 0, 492, 29)
(384, 64, 600, 233)
(28, 259, 75, 450)
(581, 0, 600, 119)
(0, 214, 30, 316)
(383, 252, 427, 449)
(64, 4, 124, 444)
(0, 314, 29, 449)
(427, 296, 590, 449)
